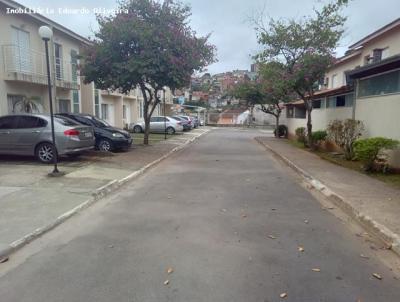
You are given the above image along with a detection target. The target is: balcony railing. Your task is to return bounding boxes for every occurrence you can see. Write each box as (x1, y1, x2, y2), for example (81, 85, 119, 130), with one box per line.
(2, 44, 79, 90)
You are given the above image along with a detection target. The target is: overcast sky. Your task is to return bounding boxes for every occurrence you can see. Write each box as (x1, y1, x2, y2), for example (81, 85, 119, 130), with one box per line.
(17, 0, 400, 74)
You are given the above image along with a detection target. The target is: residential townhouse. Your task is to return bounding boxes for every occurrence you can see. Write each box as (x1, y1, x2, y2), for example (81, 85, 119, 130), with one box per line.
(286, 18, 400, 142)
(0, 0, 87, 116)
(1, 0, 174, 130)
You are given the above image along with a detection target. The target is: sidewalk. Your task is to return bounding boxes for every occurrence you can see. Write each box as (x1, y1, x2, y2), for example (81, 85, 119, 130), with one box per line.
(0, 128, 210, 258)
(256, 136, 400, 255)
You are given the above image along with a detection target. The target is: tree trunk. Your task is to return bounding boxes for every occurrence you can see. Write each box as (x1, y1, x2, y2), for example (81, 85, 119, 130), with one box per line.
(275, 115, 280, 138)
(143, 115, 150, 145)
(306, 105, 312, 147)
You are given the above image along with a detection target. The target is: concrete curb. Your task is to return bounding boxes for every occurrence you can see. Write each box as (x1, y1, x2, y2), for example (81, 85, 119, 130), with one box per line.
(255, 137, 400, 257)
(0, 130, 210, 261)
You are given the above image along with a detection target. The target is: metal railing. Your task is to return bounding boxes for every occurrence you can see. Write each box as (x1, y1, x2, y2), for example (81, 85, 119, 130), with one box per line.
(2, 44, 79, 89)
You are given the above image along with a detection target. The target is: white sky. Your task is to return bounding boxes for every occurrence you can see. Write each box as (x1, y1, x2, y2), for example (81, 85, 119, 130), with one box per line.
(15, 0, 400, 74)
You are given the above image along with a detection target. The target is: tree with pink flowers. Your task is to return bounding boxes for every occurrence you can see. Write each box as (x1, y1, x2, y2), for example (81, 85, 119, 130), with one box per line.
(82, 0, 216, 144)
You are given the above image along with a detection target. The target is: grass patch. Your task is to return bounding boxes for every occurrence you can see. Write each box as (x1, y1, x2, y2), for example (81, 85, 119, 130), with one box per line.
(131, 132, 175, 144)
(288, 140, 400, 190)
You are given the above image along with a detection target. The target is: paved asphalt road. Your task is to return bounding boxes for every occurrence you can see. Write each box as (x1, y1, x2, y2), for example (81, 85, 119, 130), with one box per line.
(0, 128, 399, 302)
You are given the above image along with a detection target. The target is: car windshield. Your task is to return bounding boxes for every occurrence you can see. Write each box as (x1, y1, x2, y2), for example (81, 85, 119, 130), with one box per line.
(54, 116, 79, 126)
(171, 116, 183, 121)
(85, 116, 111, 128)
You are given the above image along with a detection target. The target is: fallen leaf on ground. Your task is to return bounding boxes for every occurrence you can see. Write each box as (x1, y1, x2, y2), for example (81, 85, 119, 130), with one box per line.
(312, 268, 321, 272)
(242, 214, 247, 218)
(268, 235, 277, 239)
(0, 256, 9, 264)
(280, 293, 287, 298)
(298, 246, 305, 252)
(304, 220, 309, 224)
(372, 273, 382, 280)
(221, 209, 227, 212)
(271, 208, 277, 211)
(108, 244, 114, 248)
(167, 195, 172, 199)
(327, 207, 335, 210)
(167, 267, 174, 274)
(360, 254, 369, 259)
(164, 280, 170, 285)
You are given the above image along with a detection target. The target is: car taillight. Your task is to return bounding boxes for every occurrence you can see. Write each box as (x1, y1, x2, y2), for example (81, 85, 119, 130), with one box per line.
(188, 120, 192, 124)
(64, 129, 80, 136)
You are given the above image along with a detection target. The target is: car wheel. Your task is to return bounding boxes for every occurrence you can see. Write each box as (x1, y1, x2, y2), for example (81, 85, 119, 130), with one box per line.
(133, 125, 143, 133)
(166, 127, 175, 135)
(97, 139, 113, 152)
(36, 142, 56, 164)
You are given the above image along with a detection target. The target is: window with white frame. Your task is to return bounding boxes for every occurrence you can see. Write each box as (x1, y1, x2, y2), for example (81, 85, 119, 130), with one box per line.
(72, 91, 80, 113)
(94, 90, 100, 117)
(101, 104, 109, 120)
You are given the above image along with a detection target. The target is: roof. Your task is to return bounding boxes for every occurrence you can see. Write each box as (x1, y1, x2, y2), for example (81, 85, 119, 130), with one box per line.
(347, 54, 400, 79)
(312, 85, 353, 98)
(349, 18, 400, 49)
(0, 0, 91, 45)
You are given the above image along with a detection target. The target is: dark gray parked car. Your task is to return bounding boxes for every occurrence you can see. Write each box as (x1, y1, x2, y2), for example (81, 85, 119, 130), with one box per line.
(0, 114, 95, 163)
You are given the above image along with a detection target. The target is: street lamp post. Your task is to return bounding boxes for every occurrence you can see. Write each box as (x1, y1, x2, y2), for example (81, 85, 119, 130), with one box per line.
(39, 26, 62, 176)
(163, 89, 167, 140)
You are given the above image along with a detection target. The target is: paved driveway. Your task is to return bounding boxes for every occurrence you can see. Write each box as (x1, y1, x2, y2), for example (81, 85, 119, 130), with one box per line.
(0, 128, 399, 302)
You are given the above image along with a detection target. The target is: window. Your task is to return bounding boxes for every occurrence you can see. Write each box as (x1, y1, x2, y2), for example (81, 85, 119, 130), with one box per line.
(12, 27, 31, 73)
(294, 107, 306, 119)
(0, 116, 18, 129)
(372, 49, 383, 63)
(326, 97, 336, 108)
(101, 104, 109, 120)
(313, 99, 322, 109)
(123, 105, 127, 119)
(358, 70, 400, 97)
(382, 48, 390, 59)
(336, 95, 346, 107)
(94, 90, 100, 117)
(16, 116, 47, 128)
(58, 99, 70, 113)
(72, 91, 80, 113)
(54, 43, 63, 80)
(345, 94, 354, 107)
(326, 94, 354, 108)
(71, 50, 78, 83)
(331, 74, 338, 88)
(286, 107, 294, 118)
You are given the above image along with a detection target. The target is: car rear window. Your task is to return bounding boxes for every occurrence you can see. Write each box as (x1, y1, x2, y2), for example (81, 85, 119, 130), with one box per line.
(55, 116, 79, 126)
(16, 116, 48, 128)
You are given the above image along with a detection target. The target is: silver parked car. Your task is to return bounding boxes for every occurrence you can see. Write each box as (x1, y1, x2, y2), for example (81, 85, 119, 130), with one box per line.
(130, 116, 183, 134)
(0, 114, 95, 163)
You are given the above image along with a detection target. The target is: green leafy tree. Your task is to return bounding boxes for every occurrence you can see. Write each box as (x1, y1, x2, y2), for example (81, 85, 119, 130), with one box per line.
(255, 0, 349, 145)
(82, 0, 216, 144)
(258, 61, 292, 137)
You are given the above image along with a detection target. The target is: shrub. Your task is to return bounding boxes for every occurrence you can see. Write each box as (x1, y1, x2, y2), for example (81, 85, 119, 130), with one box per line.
(353, 137, 399, 172)
(311, 130, 327, 143)
(327, 119, 364, 160)
(295, 127, 306, 144)
(274, 125, 288, 138)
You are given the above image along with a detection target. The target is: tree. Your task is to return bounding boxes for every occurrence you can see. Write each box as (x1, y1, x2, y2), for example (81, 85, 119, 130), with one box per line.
(231, 81, 264, 127)
(258, 61, 292, 137)
(82, 0, 216, 144)
(231, 62, 291, 136)
(255, 0, 349, 145)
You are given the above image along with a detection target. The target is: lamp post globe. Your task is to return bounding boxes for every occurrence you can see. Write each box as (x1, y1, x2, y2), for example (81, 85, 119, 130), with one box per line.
(38, 26, 53, 40)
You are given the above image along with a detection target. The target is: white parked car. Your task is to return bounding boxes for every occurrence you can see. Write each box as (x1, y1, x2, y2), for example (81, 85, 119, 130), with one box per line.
(129, 116, 183, 134)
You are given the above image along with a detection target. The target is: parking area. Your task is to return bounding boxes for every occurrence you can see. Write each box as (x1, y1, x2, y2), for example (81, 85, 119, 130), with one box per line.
(0, 127, 210, 253)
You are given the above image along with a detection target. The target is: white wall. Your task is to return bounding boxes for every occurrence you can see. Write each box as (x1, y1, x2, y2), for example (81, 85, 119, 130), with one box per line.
(355, 93, 400, 141)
